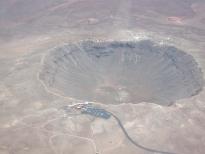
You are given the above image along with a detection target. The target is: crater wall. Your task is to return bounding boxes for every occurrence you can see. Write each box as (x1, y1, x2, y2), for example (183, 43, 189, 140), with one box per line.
(39, 41, 204, 105)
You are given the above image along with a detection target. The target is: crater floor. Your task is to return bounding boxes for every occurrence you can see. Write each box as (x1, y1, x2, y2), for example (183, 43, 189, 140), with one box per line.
(40, 41, 203, 106)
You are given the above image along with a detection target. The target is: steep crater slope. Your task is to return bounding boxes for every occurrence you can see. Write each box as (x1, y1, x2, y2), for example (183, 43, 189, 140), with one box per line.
(39, 41, 203, 106)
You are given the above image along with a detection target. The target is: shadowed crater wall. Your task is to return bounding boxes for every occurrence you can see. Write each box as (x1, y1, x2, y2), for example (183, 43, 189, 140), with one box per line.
(39, 41, 204, 106)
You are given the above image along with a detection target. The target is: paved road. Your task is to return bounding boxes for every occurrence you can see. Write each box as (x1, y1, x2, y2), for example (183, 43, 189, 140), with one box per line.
(38, 53, 176, 154)
(109, 112, 177, 154)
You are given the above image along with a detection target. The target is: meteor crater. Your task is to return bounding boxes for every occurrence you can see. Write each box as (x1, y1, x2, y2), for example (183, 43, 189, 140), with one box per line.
(39, 40, 203, 106)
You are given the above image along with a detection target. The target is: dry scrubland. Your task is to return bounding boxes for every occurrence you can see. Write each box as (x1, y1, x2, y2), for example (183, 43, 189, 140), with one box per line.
(0, 0, 205, 154)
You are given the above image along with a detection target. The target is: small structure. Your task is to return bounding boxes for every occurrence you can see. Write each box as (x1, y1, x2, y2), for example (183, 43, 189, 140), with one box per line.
(81, 107, 111, 119)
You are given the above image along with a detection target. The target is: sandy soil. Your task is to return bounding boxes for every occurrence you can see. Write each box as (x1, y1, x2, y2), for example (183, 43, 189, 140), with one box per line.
(0, 1, 205, 154)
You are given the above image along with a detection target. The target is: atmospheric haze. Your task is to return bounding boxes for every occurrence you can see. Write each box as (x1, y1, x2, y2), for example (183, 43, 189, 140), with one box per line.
(0, 1, 205, 154)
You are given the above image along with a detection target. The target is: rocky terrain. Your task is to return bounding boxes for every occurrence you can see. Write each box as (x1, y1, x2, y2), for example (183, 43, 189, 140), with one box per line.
(40, 41, 203, 105)
(0, 0, 205, 154)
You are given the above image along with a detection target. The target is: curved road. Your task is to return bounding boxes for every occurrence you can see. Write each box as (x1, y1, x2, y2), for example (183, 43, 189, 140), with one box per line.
(109, 112, 177, 154)
(38, 53, 175, 154)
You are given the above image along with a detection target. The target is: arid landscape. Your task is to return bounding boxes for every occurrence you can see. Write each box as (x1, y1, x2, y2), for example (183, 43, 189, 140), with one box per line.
(0, 0, 205, 154)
